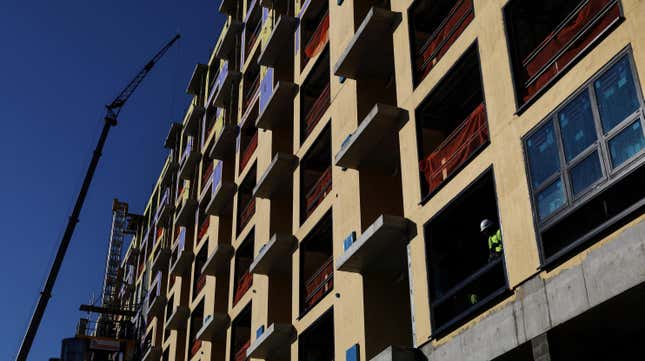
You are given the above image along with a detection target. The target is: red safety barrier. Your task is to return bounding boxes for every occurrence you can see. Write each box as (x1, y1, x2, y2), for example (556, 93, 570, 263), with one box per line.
(246, 20, 262, 58)
(198, 217, 210, 241)
(304, 258, 334, 308)
(243, 74, 261, 110)
(239, 198, 256, 231)
(235, 341, 251, 361)
(202, 162, 214, 191)
(305, 167, 332, 217)
(419, 104, 488, 195)
(191, 339, 202, 358)
(415, 0, 474, 82)
(520, 0, 619, 102)
(304, 12, 330, 63)
(195, 273, 206, 295)
(233, 271, 253, 305)
(240, 132, 258, 172)
(304, 84, 330, 137)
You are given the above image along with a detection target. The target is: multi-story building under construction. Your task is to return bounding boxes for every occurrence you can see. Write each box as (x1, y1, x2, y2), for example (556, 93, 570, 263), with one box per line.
(62, 0, 645, 360)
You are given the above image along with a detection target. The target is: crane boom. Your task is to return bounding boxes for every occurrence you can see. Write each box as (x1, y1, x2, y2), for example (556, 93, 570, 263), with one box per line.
(106, 34, 181, 121)
(15, 34, 180, 361)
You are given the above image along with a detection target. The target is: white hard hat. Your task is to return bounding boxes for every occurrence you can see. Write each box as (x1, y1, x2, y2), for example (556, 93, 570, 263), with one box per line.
(480, 219, 495, 233)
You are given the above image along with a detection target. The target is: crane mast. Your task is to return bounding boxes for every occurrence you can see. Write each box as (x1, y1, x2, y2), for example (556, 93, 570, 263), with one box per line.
(15, 34, 180, 361)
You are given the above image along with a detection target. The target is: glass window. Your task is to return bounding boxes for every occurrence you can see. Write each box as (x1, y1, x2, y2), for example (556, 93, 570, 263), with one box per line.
(570, 152, 602, 195)
(537, 179, 566, 220)
(558, 92, 597, 161)
(526, 122, 560, 188)
(608, 121, 645, 167)
(594, 57, 640, 133)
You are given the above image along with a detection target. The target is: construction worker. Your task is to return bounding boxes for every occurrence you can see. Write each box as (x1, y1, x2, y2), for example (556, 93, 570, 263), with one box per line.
(481, 219, 502, 261)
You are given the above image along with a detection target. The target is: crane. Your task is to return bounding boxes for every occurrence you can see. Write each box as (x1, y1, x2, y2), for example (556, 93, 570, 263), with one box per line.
(15, 33, 180, 361)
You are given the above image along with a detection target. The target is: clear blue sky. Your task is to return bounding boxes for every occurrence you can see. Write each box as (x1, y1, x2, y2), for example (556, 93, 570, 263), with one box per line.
(0, 1, 223, 359)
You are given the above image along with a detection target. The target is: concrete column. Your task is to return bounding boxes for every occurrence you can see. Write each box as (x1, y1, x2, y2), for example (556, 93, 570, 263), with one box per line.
(531, 333, 551, 361)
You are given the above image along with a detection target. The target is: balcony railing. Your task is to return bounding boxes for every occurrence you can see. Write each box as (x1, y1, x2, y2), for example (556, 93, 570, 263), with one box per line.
(194, 273, 206, 296)
(239, 132, 258, 172)
(519, 0, 620, 103)
(202, 162, 214, 193)
(235, 340, 251, 361)
(181, 136, 195, 165)
(239, 198, 256, 231)
(233, 271, 253, 305)
(304, 83, 330, 137)
(419, 103, 488, 195)
(303, 257, 333, 310)
(430, 257, 507, 336)
(303, 11, 329, 66)
(305, 167, 332, 217)
(243, 74, 261, 111)
(414, 0, 474, 83)
(198, 217, 210, 241)
(245, 19, 263, 59)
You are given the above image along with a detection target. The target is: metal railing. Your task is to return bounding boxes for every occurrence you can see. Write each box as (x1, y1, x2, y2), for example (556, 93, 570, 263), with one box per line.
(305, 167, 332, 217)
(303, 257, 333, 310)
(303, 83, 330, 137)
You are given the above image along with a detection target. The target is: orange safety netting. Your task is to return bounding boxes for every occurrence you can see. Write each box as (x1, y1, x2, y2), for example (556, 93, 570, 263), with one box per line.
(415, 0, 474, 81)
(239, 198, 256, 230)
(419, 104, 488, 194)
(240, 131, 258, 172)
(304, 258, 334, 308)
(195, 273, 206, 294)
(304, 84, 330, 137)
(235, 341, 251, 361)
(305, 167, 332, 217)
(198, 217, 210, 240)
(304, 12, 330, 60)
(521, 0, 619, 102)
(233, 271, 253, 305)
(191, 340, 202, 358)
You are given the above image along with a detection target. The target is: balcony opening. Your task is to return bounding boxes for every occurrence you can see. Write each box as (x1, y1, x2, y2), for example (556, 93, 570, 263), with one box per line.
(300, 126, 332, 223)
(300, 48, 330, 142)
(193, 245, 208, 299)
(424, 170, 508, 337)
(189, 301, 205, 359)
(201, 158, 215, 196)
(245, 4, 263, 61)
(197, 202, 211, 244)
(238, 118, 259, 174)
(231, 304, 252, 361)
(268, 0, 295, 16)
(353, 0, 390, 27)
(363, 269, 412, 359)
(233, 230, 255, 306)
(299, 309, 334, 361)
(416, 45, 488, 201)
(300, 0, 329, 69)
(504, 0, 622, 107)
(409, 0, 474, 86)
(300, 212, 333, 315)
(237, 164, 257, 234)
(267, 245, 292, 327)
(243, 53, 262, 114)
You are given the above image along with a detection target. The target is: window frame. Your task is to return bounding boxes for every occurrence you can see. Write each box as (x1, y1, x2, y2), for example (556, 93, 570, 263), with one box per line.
(523, 48, 645, 264)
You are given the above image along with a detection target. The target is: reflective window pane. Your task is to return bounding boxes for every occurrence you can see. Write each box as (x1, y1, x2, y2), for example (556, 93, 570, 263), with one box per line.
(526, 122, 560, 188)
(609, 120, 645, 168)
(594, 57, 640, 133)
(558, 91, 597, 161)
(537, 179, 566, 220)
(569, 151, 602, 195)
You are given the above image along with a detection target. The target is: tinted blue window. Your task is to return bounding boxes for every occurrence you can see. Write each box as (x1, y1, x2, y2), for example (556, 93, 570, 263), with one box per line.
(526, 122, 560, 188)
(570, 152, 602, 195)
(558, 92, 597, 161)
(609, 121, 645, 167)
(594, 57, 640, 133)
(537, 179, 566, 220)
